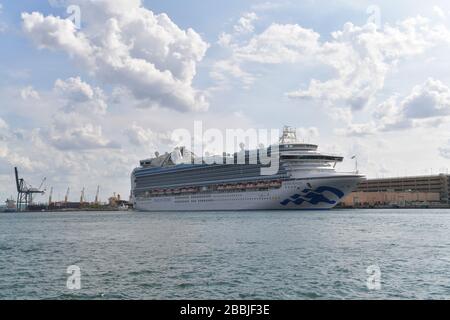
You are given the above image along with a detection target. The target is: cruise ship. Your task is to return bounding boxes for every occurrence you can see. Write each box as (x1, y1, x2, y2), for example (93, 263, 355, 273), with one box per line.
(131, 127, 365, 211)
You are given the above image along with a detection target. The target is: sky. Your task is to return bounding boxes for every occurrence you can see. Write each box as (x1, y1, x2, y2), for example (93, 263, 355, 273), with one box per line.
(1, 0, 450, 203)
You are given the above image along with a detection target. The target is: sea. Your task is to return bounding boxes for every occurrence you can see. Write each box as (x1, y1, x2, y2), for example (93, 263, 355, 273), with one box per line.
(1, 209, 450, 300)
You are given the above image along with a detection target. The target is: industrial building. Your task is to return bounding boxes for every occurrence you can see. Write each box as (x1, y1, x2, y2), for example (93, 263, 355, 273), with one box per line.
(341, 191, 441, 208)
(342, 174, 450, 208)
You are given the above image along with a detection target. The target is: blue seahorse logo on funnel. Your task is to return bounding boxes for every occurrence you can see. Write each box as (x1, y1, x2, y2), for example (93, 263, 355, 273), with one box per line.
(280, 186, 345, 206)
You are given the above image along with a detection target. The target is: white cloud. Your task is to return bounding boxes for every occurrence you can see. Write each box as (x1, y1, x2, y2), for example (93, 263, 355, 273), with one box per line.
(0, 117, 7, 130)
(213, 16, 450, 112)
(234, 12, 258, 34)
(0, 124, 39, 172)
(234, 23, 320, 64)
(287, 18, 450, 110)
(433, 6, 446, 19)
(21, 12, 94, 63)
(21, 0, 209, 112)
(124, 122, 173, 148)
(20, 86, 40, 100)
(0, 149, 35, 171)
(212, 22, 319, 88)
(402, 78, 450, 119)
(217, 32, 233, 47)
(42, 77, 117, 150)
(342, 78, 450, 136)
(296, 127, 319, 141)
(439, 140, 450, 159)
(209, 60, 255, 90)
(54, 77, 107, 115)
(55, 77, 94, 102)
(3, 78, 116, 152)
(336, 123, 378, 137)
(45, 114, 119, 151)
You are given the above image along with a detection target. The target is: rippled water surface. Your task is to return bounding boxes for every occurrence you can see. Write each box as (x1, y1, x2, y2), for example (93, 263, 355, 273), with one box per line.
(1, 209, 450, 299)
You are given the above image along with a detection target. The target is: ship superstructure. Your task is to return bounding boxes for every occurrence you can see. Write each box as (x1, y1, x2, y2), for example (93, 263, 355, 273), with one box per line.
(131, 127, 365, 211)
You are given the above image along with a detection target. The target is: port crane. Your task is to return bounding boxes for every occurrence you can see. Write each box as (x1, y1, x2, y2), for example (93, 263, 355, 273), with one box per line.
(64, 187, 70, 203)
(48, 187, 53, 206)
(94, 185, 100, 205)
(14, 167, 45, 211)
(80, 187, 85, 204)
(38, 177, 47, 191)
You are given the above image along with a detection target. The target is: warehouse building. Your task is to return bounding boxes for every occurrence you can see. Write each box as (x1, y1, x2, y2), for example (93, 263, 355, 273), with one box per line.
(357, 174, 450, 203)
(341, 191, 441, 207)
(341, 174, 450, 207)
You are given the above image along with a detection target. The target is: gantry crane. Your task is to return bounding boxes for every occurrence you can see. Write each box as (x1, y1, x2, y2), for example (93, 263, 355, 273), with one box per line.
(94, 185, 100, 205)
(48, 187, 53, 206)
(14, 167, 45, 211)
(80, 187, 85, 204)
(64, 187, 70, 203)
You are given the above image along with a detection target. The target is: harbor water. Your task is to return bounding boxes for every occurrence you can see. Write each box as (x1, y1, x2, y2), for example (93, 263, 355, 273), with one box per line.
(1, 209, 450, 299)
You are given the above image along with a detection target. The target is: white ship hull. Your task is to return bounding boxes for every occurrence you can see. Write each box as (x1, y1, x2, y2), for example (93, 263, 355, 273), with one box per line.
(133, 174, 363, 211)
